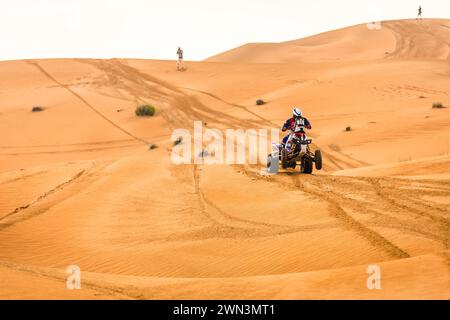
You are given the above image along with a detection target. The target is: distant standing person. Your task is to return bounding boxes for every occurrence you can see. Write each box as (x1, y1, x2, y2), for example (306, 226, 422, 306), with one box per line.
(176, 47, 184, 71)
(417, 6, 422, 20)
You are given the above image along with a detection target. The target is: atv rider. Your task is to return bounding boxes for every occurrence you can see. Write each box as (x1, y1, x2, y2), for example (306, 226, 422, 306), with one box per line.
(281, 108, 311, 152)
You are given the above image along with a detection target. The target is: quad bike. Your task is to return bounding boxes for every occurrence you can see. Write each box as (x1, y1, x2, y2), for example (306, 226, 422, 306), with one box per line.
(267, 129, 322, 174)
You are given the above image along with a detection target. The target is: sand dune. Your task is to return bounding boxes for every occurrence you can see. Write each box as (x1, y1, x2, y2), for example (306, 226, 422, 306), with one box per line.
(0, 20, 449, 299)
(206, 19, 450, 63)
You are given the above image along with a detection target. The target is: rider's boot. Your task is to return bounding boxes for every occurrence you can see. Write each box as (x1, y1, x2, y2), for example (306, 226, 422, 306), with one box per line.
(286, 143, 292, 153)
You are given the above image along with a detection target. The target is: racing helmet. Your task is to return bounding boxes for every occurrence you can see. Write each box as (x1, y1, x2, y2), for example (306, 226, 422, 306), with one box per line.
(293, 108, 302, 118)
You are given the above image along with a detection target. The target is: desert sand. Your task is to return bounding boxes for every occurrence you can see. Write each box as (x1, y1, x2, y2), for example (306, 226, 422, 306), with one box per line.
(0, 19, 449, 299)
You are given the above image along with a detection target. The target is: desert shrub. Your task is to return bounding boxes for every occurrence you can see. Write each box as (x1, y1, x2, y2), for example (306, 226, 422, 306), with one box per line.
(256, 99, 265, 106)
(32, 106, 44, 112)
(135, 104, 156, 116)
(148, 144, 157, 150)
(345, 126, 352, 132)
(432, 102, 445, 109)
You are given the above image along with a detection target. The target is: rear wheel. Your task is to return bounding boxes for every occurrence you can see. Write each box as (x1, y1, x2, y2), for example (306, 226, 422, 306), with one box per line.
(289, 160, 296, 169)
(314, 150, 322, 170)
(301, 157, 313, 174)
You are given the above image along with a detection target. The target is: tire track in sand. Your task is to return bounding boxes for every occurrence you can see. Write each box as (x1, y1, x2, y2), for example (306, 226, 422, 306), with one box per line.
(292, 174, 410, 259)
(77, 59, 266, 131)
(0, 260, 137, 300)
(240, 166, 410, 259)
(0, 160, 113, 231)
(179, 86, 278, 127)
(185, 164, 334, 241)
(363, 177, 450, 249)
(26, 60, 150, 145)
(1, 170, 86, 222)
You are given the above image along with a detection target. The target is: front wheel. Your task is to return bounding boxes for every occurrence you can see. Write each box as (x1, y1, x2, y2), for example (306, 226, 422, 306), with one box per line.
(301, 157, 313, 174)
(314, 150, 322, 170)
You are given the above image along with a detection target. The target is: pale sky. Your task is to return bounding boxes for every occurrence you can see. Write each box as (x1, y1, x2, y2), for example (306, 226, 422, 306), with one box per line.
(0, 0, 448, 61)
